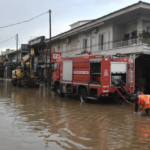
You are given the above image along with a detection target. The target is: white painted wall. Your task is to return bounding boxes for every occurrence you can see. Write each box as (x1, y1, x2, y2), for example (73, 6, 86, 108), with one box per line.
(63, 44, 66, 52)
(93, 24, 113, 51)
(125, 22, 137, 34)
(113, 25, 126, 41)
(77, 24, 113, 52)
(143, 20, 150, 31)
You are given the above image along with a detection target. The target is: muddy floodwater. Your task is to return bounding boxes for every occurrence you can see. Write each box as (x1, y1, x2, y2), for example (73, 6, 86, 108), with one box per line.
(0, 79, 150, 150)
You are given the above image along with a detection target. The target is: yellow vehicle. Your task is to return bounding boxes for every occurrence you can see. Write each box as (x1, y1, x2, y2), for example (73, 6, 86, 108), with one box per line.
(12, 48, 39, 87)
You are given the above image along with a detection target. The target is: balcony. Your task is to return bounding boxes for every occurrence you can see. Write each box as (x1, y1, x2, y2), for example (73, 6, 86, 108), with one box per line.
(4, 60, 21, 66)
(61, 37, 150, 57)
(38, 56, 50, 64)
(113, 38, 139, 48)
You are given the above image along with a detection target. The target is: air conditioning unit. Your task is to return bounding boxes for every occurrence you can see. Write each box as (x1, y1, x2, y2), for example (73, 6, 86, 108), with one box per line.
(93, 27, 98, 33)
(66, 37, 70, 43)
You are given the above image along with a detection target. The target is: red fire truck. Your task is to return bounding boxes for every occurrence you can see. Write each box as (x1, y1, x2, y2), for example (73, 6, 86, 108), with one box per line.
(51, 53, 135, 102)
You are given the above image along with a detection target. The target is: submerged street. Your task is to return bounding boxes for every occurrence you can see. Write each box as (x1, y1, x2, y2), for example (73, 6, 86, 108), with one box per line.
(0, 79, 150, 150)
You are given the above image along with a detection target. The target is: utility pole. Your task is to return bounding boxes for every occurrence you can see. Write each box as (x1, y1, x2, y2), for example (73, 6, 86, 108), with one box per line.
(16, 34, 18, 68)
(49, 9, 52, 86)
(45, 47, 47, 86)
(49, 10, 51, 67)
(46, 10, 51, 86)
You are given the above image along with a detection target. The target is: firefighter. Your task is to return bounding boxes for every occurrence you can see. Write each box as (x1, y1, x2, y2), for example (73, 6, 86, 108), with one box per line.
(138, 94, 150, 115)
(133, 94, 150, 115)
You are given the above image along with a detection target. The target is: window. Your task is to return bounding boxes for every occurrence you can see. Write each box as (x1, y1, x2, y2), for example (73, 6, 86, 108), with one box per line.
(83, 39, 87, 50)
(54, 63, 58, 71)
(99, 34, 104, 50)
(53, 46, 57, 52)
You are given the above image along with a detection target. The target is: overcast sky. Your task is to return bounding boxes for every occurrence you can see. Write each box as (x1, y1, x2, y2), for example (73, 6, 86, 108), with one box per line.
(0, 0, 148, 52)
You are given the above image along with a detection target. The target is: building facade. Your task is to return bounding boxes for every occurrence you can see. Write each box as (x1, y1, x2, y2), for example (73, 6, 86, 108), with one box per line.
(45, 1, 150, 93)
(46, 2, 150, 57)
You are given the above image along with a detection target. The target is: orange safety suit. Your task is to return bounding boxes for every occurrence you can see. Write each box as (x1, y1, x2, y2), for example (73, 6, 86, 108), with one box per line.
(138, 94, 150, 111)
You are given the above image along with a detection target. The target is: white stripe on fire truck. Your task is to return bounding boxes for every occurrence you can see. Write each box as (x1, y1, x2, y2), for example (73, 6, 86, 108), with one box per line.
(61, 81, 72, 84)
(73, 83, 88, 85)
(103, 86, 109, 88)
(73, 71, 89, 74)
(89, 84, 101, 87)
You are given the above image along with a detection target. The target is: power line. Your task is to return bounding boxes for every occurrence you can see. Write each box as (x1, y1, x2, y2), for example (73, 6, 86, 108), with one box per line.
(0, 11, 48, 29)
(0, 36, 16, 45)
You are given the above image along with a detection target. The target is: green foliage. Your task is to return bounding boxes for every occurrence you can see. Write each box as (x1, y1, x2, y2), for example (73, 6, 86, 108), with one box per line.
(139, 30, 150, 44)
(138, 78, 146, 87)
(138, 78, 146, 92)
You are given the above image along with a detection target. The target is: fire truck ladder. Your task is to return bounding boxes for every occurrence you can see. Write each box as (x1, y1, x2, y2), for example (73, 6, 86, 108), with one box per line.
(113, 82, 135, 106)
(129, 55, 135, 93)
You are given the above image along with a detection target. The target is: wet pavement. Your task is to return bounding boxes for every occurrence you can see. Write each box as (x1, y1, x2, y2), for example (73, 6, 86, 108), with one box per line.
(0, 79, 150, 150)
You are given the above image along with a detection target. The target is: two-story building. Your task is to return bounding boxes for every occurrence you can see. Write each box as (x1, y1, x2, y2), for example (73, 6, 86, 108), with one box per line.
(45, 1, 150, 93)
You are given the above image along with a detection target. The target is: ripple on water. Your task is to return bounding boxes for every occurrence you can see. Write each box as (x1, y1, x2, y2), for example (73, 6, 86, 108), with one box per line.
(0, 80, 150, 149)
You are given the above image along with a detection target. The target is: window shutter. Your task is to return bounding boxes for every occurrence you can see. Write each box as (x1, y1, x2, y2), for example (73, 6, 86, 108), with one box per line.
(92, 37, 95, 51)
(63, 44, 66, 52)
(87, 37, 91, 51)
(95, 34, 99, 51)
(83, 39, 85, 49)
(99, 34, 102, 50)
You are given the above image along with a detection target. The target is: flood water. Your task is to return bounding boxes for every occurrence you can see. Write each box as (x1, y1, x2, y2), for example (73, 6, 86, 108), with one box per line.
(0, 79, 150, 150)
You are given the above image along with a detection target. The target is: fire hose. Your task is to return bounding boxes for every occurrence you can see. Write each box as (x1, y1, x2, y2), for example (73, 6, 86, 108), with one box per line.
(113, 84, 135, 106)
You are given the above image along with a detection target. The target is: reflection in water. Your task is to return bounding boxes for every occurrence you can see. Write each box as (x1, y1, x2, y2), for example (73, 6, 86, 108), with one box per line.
(0, 79, 150, 150)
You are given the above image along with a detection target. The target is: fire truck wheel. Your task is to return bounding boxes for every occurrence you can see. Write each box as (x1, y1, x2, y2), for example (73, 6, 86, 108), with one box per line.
(56, 86, 64, 97)
(79, 89, 87, 102)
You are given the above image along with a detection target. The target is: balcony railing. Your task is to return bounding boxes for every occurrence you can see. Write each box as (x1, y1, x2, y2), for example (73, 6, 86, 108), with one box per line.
(113, 38, 138, 48)
(61, 37, 148, 57)
(4, 60, 21, 66)
(38, 56, 50, 64)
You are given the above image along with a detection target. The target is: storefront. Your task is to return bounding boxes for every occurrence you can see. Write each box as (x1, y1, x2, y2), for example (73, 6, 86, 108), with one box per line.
(29, 36, 51, 84)
(135, 54, 150, 94)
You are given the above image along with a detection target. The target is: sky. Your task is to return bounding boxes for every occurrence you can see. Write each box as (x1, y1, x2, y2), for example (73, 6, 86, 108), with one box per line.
(0, 0, 149, 52)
